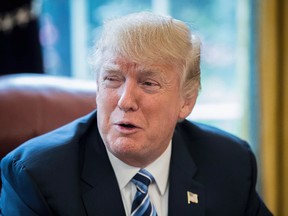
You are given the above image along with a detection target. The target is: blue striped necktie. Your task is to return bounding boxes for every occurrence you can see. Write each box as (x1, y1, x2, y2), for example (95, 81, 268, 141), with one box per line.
(131, 169, 158, 216)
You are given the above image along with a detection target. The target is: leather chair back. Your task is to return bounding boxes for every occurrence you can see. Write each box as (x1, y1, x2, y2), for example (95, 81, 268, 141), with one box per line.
(0, 73, 96, 160)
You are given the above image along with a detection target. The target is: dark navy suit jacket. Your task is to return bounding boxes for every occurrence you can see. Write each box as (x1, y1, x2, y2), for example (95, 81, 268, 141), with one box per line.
(0, 111, 272, 215)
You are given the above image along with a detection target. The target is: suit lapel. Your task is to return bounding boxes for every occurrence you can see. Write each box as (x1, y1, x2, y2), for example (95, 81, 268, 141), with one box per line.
(80, 123, 126, 216)
(168, 127, 205, 216)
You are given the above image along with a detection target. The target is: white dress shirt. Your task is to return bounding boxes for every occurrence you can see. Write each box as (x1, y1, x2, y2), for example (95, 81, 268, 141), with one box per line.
(106, 141, 172, 216)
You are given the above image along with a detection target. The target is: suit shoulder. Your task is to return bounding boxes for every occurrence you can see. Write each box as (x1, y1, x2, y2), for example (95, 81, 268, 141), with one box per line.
(175, 119, 252, 155)
(2, 111, 97, 168)
(174, 120, 257, 182)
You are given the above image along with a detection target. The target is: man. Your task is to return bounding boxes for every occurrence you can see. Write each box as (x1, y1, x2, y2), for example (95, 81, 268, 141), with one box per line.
(0, 12, 272, 215)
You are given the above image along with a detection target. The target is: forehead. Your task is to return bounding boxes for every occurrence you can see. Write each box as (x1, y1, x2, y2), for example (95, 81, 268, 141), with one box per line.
(101, 55, 177, 76)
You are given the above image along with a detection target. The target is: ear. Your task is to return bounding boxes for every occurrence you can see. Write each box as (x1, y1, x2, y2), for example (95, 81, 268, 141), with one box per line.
(178, 93, 197, 120)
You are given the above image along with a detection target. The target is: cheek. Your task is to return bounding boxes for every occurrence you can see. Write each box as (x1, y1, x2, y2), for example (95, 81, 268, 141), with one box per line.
(96, 92, 115, 130)
(146, 101, 179, 133)
(96, 89, 118, 110)
(151, 96, 182, 118)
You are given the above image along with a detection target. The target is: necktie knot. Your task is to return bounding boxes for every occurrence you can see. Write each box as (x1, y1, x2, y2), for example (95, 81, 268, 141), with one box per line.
(131, 169, 155, 193)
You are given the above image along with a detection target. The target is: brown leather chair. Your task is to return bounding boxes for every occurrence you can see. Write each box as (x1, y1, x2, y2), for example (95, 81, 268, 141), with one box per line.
(0, 73, 96, 161)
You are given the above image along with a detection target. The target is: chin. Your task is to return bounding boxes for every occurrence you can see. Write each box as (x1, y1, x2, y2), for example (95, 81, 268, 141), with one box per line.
(108, 137, 136, 151)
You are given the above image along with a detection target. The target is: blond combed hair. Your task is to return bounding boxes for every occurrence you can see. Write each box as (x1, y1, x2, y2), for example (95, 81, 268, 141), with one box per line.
(89, 12, 201, 100)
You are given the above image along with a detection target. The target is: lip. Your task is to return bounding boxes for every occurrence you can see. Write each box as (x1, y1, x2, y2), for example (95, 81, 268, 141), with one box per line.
(114, 121, 142, 134)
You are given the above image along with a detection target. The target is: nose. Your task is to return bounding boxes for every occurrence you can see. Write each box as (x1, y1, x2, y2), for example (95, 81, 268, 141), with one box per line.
(117, 80, 139, 112)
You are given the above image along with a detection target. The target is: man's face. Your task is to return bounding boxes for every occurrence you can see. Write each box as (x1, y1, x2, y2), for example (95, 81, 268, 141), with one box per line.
(96, 55, 193, 167)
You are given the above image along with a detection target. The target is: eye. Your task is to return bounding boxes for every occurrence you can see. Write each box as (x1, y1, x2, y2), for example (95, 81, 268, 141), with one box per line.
(105, 76, 119, 82)
(102, 75, 123, 88)
(143, 81, 157, 87)
(140, 79, 161, 92)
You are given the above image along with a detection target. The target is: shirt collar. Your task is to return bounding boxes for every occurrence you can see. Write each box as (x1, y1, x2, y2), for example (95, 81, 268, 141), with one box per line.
(106, 141, 172, 195)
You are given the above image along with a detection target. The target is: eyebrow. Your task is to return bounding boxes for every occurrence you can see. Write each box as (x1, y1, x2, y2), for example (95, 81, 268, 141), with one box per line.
(101, 63, 170, 83)
(102, 64, 121, 72)
(138, 69, 160, 77)
(137, 64, 167, 75)
(137, 68, 171, 85)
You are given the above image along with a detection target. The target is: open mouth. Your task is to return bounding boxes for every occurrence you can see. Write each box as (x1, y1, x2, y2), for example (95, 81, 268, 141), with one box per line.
(119, 123, 136, 128)
(115, 122, 141, 134)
